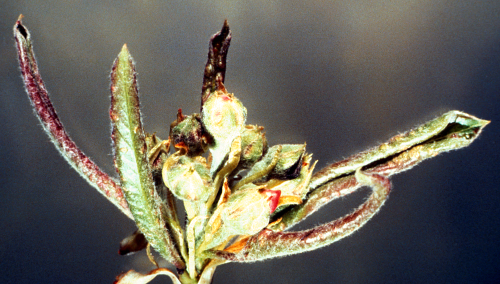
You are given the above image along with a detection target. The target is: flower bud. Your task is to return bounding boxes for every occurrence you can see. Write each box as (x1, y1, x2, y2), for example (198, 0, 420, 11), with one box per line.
(266, 154, 316, 208)
(236, 125, 268, 171)
(162, 155, 214, 203)
(270, 144, 306, 179)
(221, 184, 280, 236)
(201, 86, 247, 175)
(201, 184, 280, 250)
(241, 143, 306, 184)
(169, 111, 206, 156)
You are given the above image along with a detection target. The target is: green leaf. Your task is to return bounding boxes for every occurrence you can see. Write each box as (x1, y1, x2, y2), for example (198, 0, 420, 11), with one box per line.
(308, 110, 490, 190)
(277, 110, 489, 230)
(110, 45, 184, 269)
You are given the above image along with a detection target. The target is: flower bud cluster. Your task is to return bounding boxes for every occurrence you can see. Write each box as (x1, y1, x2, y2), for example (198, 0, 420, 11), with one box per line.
(157, 83, 315, 254)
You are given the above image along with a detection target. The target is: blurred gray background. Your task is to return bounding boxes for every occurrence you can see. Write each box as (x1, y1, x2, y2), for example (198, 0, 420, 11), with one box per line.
(1, 1, 499, 283)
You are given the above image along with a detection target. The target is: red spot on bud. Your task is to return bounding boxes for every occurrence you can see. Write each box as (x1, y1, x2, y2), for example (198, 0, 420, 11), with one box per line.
(263, 189, 281, 213)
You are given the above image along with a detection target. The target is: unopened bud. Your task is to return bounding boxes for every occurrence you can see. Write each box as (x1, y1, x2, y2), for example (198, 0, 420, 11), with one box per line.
(236, 125, 267, 171)
(221, 184, 280, 236)
(162, 155, 214, 202)
(201, 85, 247, 175)
(266, 154, 317, 209)
(241, 143, 306, 184)
(200, 184, 280, 250)
(269, 144, 306, 179)
(169, 111, 206, 156)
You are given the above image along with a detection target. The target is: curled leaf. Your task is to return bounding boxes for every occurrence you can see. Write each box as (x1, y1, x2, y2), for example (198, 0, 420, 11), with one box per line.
(13, 16, 133, 219)
(309, 110, 490, 190)
(212, 170, 391, 262)
(277, 110, 490, 230)
(201, 20, 231, 106)
(114, 268, 181, 284)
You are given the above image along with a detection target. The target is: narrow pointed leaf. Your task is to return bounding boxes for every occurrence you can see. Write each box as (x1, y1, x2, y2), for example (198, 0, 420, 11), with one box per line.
(110, 45, 184, 269)
(309, 111, 489, 191)
(276, 110, 489, 230)
(201, 20, 231, 107)
(13, 16, 132, 219)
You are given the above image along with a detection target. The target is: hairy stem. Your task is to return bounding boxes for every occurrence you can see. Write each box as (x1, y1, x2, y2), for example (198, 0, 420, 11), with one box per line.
(212, 170, 391, 262)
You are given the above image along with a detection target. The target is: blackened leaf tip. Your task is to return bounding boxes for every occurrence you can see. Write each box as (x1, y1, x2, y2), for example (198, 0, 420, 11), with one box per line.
(214, 20, 231, 41)
(14, 16, 28, 39)
(222, 19, 230, 32)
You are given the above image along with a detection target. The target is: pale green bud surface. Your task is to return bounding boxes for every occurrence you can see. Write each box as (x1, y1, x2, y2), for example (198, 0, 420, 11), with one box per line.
(237, 125, 268, 170)
(201, 89, 247, 175)
(162, 155, 214, 202)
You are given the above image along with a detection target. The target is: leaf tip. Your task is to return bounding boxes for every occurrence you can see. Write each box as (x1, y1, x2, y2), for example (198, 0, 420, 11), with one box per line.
(480, 119, 491, 127)
(14, 14, 29, 39)
(119, 43, 132, 59)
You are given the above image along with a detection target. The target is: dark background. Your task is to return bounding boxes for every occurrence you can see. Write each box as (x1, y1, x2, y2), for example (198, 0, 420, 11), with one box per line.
(1, 1, 499, 283)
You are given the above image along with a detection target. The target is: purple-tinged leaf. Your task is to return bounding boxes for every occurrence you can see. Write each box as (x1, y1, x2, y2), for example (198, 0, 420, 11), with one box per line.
(201, 20, 231, 108)
(13, 16, 132, 219)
